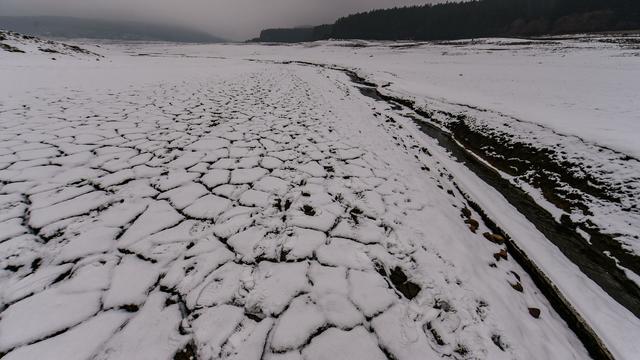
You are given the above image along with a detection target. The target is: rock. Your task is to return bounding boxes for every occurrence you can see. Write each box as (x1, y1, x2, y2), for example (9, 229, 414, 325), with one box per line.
(528, 307, 541, 318)
(465, 218, 479, 233)
(493, 249, 508, 261)
(483, 232, 505, 244)
(510, 281, 524, 292)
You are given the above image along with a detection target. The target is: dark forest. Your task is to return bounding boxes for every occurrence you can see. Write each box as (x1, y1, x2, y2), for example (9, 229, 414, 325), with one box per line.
(256, 0, 640, 42)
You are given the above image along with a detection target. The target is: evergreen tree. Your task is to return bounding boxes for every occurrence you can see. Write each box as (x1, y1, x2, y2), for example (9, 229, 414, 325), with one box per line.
(256, 0, 640, 42)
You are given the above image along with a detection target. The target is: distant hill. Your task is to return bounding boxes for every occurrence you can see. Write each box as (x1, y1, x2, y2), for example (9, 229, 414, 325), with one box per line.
(1, 29, 101, 57)
(255, 25, 332, 43)
(0, 16, 225, 43)
(252, 0, 640, 42)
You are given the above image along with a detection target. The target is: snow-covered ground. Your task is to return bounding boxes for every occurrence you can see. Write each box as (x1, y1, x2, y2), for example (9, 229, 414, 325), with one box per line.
(1, 33, 638, 360)
(123, 37, 640, 257)
(0, 30, 100, 58)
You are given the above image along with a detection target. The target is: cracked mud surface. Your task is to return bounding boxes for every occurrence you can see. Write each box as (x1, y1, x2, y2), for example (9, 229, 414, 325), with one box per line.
(0, 60, 589, 359)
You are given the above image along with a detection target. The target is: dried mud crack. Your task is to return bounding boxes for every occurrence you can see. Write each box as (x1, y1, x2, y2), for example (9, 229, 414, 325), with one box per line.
(320, 64, 636, 360)
(0, 57, 596, 360)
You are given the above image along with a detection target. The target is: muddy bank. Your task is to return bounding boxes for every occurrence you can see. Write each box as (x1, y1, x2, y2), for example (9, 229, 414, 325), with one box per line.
(444, 117, 640, 276)
(409, 113, 640, 319)
(260, 58, 636, 358)
(349, 73, 640, 311)
(335, 67, 637, 360)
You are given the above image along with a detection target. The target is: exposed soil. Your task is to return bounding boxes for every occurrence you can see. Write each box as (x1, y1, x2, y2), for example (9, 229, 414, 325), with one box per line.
(333, 66, 635, 360)
(0, 42, 25, 53)
(411, 112, 640, 314)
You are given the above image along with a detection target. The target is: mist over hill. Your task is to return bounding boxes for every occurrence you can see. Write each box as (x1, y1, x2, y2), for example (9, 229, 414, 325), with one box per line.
(0, 16, 225, 43)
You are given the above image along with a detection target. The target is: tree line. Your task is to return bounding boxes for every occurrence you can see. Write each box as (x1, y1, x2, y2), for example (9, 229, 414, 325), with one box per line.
(254, 0, 640, 42)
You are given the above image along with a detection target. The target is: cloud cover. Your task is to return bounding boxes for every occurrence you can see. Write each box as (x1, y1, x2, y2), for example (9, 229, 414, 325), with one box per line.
(0, 0, 438, 40)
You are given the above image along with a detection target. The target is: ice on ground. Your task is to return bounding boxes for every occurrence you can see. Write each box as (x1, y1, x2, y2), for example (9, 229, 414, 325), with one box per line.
(1, 311, 129, 360)
(245, 261, 310, 316)
(102, 256, 160, 308)
(183, 194, 232, 220)
(348, 269, 397, 317)
(224, 318, 274, 360)
(309, 263, 350, 296)
(190, 261, 247, 308)
(317, 293, 364, 329)
(316, 238, 373, 270)
(55, 226, 119, 262)
(371, 304, 439, 360)
(93, 291, 189, 360)
(0, 36, 609, 360)
(282, 227, 326, 260)
(228, 227, 267, 261)
(230, 168, 268, 184)
(158, 182, 209, 210)
(202, 169, 231, 188)
(1, 263, 73, 304)
(192, 305, 245, 359)
(117, 201, 183, 247)
(28, 191, 111, 229)
(0, 287, 102, 351)
(301, 327, 387, 360)
(270, 294, 326, 351)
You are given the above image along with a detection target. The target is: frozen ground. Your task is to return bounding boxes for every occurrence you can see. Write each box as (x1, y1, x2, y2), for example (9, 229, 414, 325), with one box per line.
(0, 33, 638, 360)
(127, 36, 640, 257)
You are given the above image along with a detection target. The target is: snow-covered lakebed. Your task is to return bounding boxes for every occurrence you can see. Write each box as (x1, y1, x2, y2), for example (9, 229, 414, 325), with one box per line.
(0, 32, 639, 360)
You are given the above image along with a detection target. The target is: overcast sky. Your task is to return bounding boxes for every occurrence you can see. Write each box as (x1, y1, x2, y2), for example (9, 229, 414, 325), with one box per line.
(0, 0, 440, 40)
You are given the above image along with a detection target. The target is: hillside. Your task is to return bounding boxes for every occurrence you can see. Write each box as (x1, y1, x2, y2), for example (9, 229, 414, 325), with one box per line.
(255, 25, 332, 43)
(253, 0, 640, 42)
(0, 16, 225, 43)
(0, 29, 100, 57)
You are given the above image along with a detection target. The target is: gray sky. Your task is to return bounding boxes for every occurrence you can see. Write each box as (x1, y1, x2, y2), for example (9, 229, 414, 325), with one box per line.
(0, 0, 439, 40)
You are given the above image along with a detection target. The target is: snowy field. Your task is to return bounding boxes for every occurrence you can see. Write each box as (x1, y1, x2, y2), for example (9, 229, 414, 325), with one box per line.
(1, 31, 639, 360)
(122, 36, 640, 257)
